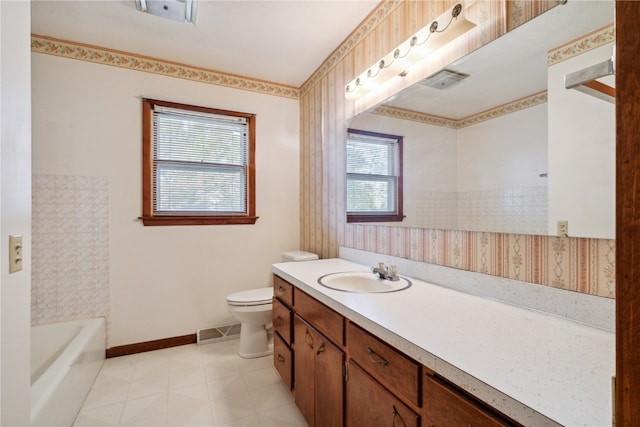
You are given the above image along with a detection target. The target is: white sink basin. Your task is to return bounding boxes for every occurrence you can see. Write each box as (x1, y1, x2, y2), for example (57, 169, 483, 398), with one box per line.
(317, 271, 412, 293)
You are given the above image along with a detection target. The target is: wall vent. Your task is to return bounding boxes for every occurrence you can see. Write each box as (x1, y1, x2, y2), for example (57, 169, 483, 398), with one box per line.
(196, 323, 241, 345)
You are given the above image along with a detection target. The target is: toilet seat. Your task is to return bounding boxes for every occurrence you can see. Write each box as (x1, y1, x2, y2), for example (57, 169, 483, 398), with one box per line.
(227, 287, 273, 307)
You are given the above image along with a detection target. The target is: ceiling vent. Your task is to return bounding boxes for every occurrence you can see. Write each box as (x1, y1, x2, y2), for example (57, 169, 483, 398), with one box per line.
(420, 69, 469, 90)
(135, 0, 197, 25)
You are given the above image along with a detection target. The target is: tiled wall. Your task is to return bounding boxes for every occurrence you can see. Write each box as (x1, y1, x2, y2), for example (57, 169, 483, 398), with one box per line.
(344, 225, 615, 298)
(417, 186, 548, 235)
(31, 174, 110, 326)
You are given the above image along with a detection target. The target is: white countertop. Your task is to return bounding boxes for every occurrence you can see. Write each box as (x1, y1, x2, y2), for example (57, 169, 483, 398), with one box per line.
(272, 258, 615, 427)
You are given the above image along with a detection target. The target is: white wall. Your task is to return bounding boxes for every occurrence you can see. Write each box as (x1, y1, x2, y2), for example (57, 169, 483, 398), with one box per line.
(457, 104, 548, 191)
(548, 43, 615, 239)
(31, 54, 301, 347)
(1, 1, 32, 424)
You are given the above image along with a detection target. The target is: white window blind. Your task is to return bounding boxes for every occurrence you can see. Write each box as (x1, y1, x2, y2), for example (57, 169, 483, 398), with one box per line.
(347, 131, 400, 214)
(152, 105, 249, 215)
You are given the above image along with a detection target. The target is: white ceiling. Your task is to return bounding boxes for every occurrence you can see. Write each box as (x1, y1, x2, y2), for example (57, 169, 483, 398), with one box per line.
(31, 0, 379, 88)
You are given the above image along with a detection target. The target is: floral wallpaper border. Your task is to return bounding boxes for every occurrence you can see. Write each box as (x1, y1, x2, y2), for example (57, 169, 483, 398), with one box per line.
(372, 91, 547, 129)
(547, 24, 614, 66)
(31, 34, 300, 100)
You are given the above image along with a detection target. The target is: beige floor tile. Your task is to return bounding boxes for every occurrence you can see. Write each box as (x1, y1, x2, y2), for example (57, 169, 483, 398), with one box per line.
(75, 340, 307, 427)
(119, 392, 168, 426)
(258, 401, 308, 427)
(81, 374, 131, 410)
(73, 402, 124, 427)
(210, 391, 256, 425)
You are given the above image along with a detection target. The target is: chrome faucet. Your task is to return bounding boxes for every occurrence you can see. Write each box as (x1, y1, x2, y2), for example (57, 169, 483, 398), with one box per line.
(372, 262, 399, 281)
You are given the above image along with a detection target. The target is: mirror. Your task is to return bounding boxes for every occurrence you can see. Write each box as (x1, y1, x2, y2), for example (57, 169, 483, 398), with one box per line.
(347, 0, 615, 239)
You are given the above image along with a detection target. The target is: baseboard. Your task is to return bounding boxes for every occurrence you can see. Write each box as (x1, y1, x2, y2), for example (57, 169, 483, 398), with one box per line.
(106, 334, 197, 358)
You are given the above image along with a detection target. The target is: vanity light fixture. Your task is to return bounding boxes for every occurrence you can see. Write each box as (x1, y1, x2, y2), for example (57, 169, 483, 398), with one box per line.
(135, 0, 198, 25)
(345, 3, 475, 100)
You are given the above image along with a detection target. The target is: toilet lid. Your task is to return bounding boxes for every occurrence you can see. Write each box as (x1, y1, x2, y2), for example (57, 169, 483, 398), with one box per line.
(227, 287, 273, 306)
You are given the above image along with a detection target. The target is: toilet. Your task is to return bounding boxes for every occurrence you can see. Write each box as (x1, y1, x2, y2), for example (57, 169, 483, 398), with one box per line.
(226, 250, 318, 358)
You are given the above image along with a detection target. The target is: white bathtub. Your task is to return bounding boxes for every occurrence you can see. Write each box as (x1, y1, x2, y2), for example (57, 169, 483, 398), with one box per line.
(31, 318, 106, 426)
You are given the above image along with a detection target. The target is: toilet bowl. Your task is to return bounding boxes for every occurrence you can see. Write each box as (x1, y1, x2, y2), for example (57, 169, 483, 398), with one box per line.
(226, 250, 318, 358)
(227, 287, 274, 358)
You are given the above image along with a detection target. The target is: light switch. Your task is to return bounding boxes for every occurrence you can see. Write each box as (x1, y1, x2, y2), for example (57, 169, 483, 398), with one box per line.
(9, 235, 23, 273)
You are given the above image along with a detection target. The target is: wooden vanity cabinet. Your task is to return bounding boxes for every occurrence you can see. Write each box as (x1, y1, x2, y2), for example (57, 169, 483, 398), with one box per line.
(273, 275, 346, 427)
(293, 314, 344, 427)
(272, 274, 520, 427)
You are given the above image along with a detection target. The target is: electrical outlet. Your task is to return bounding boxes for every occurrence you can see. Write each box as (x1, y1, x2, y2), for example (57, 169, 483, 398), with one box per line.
(9, 235, 23, 273)
(557, 221, 568, 237)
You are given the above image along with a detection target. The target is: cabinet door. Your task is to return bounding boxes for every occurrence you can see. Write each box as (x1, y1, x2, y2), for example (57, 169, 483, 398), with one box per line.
(315, 332, 344, 427)
(294, 315, 317, 426)
(294, 314, 345, 427)
(346, 360, 419, 427)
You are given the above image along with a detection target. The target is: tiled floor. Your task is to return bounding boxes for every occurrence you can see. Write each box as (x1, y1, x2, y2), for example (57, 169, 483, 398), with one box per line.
(73, 339, 308, 426)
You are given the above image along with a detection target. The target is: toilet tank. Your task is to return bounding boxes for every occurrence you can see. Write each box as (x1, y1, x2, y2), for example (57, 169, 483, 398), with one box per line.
(282, 251, 319, 262)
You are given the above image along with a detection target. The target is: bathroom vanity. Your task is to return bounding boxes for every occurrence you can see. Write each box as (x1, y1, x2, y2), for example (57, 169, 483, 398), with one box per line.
(272, 258, 614, 426)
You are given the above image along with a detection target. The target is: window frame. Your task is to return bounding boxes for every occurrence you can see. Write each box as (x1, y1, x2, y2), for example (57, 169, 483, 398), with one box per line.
(346, 128, 404, 223)
(140, 98, 257, 226)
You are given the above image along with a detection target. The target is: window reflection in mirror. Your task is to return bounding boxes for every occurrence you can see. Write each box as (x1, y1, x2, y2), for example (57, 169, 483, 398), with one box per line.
(346, 129, 404, 223)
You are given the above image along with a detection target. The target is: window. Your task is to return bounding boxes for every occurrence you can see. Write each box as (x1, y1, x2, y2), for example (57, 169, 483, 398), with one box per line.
(346, 129, 403, 223)
(141, 99, 257, 226)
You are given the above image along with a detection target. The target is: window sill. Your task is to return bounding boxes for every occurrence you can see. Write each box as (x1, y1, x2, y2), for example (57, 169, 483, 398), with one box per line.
(347, 214, 405, 223)
(140, 216, 259, 226)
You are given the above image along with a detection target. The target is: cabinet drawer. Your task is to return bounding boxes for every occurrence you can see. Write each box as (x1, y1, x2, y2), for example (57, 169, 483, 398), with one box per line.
(423, 374, 515, 427)
(294, 290, 344, 346)
(273, 275, 293, 307)
(346, 360, 419, 427)
(347, 321, 420, 406)
(274, 333, 292, 391)
(273, 298, 292, 344)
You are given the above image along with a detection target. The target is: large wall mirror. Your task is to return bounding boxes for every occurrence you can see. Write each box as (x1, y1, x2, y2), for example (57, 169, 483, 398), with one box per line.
(347, 0, 615, 239)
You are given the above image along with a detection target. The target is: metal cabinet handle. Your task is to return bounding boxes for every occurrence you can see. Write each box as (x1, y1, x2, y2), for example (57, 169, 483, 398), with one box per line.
(367, 347, 389, 366)
(277, 354, 285, 363)
(274, 316, 284, 326)
(304, 329, 314, 349)
(316, 342, 326, 355)
(391, 405, 407, 427)
(278, 285, 286, 292)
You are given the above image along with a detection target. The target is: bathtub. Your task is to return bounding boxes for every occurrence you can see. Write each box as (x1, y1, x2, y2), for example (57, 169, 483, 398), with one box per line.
(31, 318, 106, 426)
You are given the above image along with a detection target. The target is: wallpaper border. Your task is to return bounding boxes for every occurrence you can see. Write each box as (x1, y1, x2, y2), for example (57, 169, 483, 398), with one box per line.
(547, 24, 615, 66)
(372, 91, 547, 128)
(31, 34, 300, 100)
